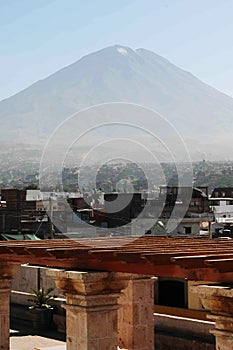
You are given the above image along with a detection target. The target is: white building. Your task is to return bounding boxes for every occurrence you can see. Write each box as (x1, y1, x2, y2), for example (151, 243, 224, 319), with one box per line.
(209, 197, 233, 224)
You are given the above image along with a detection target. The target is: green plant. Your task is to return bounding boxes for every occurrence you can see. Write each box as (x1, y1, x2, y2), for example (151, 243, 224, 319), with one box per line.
(29, 287, 54, 309)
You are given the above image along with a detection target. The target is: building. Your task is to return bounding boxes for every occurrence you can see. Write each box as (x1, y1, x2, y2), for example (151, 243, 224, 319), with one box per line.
(103, 187, 213, 236)
(210, 187, 233, 237)
(159, 186, 213, 236)
(0, 189, 52, 237)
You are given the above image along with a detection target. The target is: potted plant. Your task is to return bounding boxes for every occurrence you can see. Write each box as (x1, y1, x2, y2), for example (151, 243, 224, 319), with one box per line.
(28, 287, 55, 329)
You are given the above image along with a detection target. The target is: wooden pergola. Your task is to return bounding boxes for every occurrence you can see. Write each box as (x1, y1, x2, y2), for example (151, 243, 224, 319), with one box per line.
(0, 236, 232, 282)
(0, 236, 232, 350)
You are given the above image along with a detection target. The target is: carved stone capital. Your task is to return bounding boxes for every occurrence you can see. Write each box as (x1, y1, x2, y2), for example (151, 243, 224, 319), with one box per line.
(191, 284, 233, 315)
(46, 269, 130, 296)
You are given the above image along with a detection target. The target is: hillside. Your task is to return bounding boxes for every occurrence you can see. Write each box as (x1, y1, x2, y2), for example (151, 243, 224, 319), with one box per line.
(0, 45, 233, 159)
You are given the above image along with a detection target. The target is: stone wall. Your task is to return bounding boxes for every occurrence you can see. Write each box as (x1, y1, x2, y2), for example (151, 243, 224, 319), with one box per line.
(154, 313, 215, 350)
(11, 264, 60, 296)
(11, 265, 66, 333)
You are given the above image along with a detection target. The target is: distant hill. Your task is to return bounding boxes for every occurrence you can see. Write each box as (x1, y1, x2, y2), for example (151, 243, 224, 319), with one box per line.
(0, 45, 233, 160)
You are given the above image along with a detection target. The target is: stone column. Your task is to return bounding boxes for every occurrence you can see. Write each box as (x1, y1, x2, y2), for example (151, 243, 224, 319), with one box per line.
(118, 274, 155, 350)
(191, 284, 233, 350)
(0, 262, 20, 350)
(47, 269, 130, 350)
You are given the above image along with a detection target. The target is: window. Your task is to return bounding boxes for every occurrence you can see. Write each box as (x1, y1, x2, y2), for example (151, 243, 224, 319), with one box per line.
(155, 278, 188, 308)
(185, 227, 192, 234)
(211, 200, 220, 206)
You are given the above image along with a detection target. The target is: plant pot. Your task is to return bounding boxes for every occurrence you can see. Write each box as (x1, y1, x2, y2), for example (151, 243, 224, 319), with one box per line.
(29, 307, 53, 329)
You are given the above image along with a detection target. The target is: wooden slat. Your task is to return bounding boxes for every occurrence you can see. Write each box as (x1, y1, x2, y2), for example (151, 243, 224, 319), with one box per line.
(205, 258, 233, 272)
(171, 254, 233, 269)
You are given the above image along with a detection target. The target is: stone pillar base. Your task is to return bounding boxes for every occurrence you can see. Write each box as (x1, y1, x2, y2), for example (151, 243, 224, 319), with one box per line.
(208, 314, 233, 350)
(118, 274, 156, 350)
(191, 284, 233, 350)
(0, 262, 20, 350)
(65, 293, 120, 349)
(47, 270, 130, 350)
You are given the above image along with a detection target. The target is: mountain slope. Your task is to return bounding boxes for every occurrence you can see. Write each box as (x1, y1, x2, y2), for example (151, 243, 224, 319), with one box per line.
(0, 45, 233, 158)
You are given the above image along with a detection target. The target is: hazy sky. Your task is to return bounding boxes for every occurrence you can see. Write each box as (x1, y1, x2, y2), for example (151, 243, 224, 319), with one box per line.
(1, 0, 233, 101)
